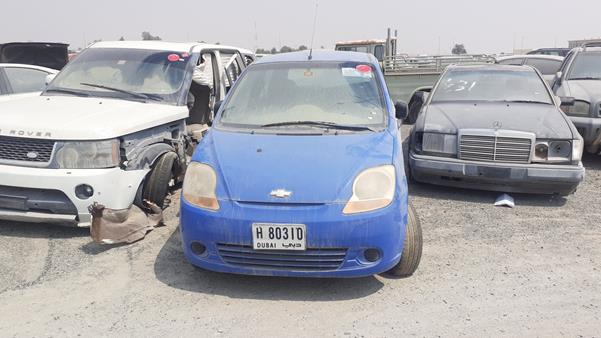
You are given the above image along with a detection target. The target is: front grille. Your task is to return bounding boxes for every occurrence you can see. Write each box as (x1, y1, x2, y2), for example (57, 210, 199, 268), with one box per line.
(217, 243, 348, 271)
(0, 136, 55, 163)
(460, 135, 532, 163)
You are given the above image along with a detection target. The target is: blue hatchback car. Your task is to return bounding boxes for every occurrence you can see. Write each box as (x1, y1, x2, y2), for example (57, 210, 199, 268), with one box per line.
(180, 51, 422, 278)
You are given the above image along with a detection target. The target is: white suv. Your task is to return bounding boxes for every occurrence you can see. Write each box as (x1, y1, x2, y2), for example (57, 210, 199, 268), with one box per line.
(0, 41, 253, 226)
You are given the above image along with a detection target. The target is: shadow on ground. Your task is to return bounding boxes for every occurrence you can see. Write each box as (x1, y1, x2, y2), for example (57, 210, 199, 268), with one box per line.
(0, 221, 89, 239)
(408, 181, 568, 207)
(154, 229, 385, 301)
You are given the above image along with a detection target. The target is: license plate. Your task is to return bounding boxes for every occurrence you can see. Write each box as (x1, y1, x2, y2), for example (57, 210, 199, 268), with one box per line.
(252, 223, 306, 251)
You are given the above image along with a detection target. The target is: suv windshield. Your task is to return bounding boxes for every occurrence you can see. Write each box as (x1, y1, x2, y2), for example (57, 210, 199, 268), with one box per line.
(45, 48, 193, 104)
(568, 52, 601, 80)
(431, 68, 553, 104)
(217, 61, 387, 131)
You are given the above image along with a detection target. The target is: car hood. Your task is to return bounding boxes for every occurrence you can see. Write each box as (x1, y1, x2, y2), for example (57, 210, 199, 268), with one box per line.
(0, 95, 187, 140)
(564, 80, 601, 102)
(195, 129, 395, 204)
(423, 102, 574, 139)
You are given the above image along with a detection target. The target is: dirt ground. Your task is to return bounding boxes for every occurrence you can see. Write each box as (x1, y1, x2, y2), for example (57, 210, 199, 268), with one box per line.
(1, 129, 600, 337)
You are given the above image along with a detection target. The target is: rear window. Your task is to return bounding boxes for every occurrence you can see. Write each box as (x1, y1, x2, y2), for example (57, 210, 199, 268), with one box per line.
(218, 61, 387, 129)
(525, 58, 562, 75)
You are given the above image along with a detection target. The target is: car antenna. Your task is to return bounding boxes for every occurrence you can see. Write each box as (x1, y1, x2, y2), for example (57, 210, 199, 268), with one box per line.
(308, 0, 319, 61)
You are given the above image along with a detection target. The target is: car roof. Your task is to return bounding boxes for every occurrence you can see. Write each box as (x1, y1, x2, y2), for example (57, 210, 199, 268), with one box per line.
(89, 41, 253, 55)
(0, 63, 58, 73)
(254, 50, 377, 65)
(497, 54, 564, 62)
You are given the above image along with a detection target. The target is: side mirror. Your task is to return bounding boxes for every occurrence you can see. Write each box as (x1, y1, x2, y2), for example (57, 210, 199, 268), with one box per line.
(560, 96, 575, 106)
(394, 101, 408, 120)
(45, 73, 57, 85)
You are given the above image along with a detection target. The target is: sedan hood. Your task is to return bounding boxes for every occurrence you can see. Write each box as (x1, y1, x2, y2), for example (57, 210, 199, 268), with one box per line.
(424, 102, 574, 139)
(564, 80, 601, 102)
(196, 129, 395, 204)
(0, 95, 187, 140)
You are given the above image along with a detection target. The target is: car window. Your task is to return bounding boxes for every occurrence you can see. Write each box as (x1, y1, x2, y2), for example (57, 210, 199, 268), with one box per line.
(432, 69, 553, 104)
(374, 45, 384, 61)
(568, 52, 601, 80)
(218, 61, 387, 129)
(4, 67, 49, 93)
(46, 48, 193, 104)
(525, 58, 562, 75)
(498, 58, 524, 66)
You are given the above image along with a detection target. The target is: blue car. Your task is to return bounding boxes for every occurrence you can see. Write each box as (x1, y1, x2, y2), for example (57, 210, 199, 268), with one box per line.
(180, 51, 422, 278)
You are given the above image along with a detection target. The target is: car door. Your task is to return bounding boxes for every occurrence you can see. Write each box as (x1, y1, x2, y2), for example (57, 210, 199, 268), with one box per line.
(3, 66, 51, 94)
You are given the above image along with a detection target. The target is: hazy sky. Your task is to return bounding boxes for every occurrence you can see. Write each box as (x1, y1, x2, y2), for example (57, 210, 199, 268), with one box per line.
(2, 0, 600, 54)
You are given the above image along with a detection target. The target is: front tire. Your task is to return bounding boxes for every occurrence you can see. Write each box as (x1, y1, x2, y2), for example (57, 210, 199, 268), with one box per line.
(142, 152, 177, 208)
(387, 203, 422, 277)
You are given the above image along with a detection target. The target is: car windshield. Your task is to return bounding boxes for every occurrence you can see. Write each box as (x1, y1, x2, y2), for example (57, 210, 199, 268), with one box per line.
(431, 68, 553, 104)
(217, 61, 387, 131)
(45, 48, 193, 104)
(568, 52, 601, 80)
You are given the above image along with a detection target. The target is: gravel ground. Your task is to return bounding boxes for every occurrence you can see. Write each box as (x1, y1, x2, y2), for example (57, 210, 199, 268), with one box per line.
(1, 128, 600, 337)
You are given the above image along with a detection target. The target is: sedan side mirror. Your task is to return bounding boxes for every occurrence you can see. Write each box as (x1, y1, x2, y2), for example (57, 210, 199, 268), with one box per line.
(45, 73, 57, 85)
(560, 96, 575, 106)
(394, 101, 409, 120)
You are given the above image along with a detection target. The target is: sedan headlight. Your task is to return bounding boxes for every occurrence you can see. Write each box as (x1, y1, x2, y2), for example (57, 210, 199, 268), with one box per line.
(417, 132, 457, 157)
(532, 140, 572, 164)
(562, 100, 590, 116)
(343, 165, 395, 215)
(55, 140, 120, 169)
(183, 162, 220, 211)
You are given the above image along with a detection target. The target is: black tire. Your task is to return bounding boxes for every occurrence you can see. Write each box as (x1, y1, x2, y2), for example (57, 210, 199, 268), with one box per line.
(402, 136, 413, 182)
(387, 203, 422, 277)
(142, 152, 177, 209)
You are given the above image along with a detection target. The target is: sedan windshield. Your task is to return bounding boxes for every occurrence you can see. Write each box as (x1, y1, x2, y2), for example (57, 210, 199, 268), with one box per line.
(217, 61, 387, 131)
(45, 48, 193, 104)
(568, 52, 601, 80)
(431, 68, 553, 104)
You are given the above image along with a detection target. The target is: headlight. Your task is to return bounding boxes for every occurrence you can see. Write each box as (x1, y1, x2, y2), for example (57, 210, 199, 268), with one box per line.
(562, 100, 590, 116)
(55, 140, 120, 169)
(417, 132, 457, 157)
(532, 140, 572, 164)
(343, 165, 395, 215)
(183, 162, 220, 211)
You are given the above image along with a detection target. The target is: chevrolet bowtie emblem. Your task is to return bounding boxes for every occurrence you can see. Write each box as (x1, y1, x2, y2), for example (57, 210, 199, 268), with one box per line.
(270, 189, 292, 199)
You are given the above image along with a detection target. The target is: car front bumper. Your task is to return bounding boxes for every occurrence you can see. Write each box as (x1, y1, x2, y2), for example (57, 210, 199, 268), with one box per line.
(410, 153, 585, 196)
(0, 164, 148, 227)
(569, 116, 601, 153)
(180, 197, 407, 278)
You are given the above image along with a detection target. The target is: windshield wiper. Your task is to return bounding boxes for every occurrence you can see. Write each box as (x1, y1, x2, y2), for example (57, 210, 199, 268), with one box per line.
(569, 77, 601, 80)
(45, 88, 90, 97)
(261, 121, 376, 132)
(79, 83, 163, 102)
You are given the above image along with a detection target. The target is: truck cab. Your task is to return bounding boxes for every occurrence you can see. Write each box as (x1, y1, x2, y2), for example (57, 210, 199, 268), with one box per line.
(335, 40, 388, 62)
(0, 41, 252, 227)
